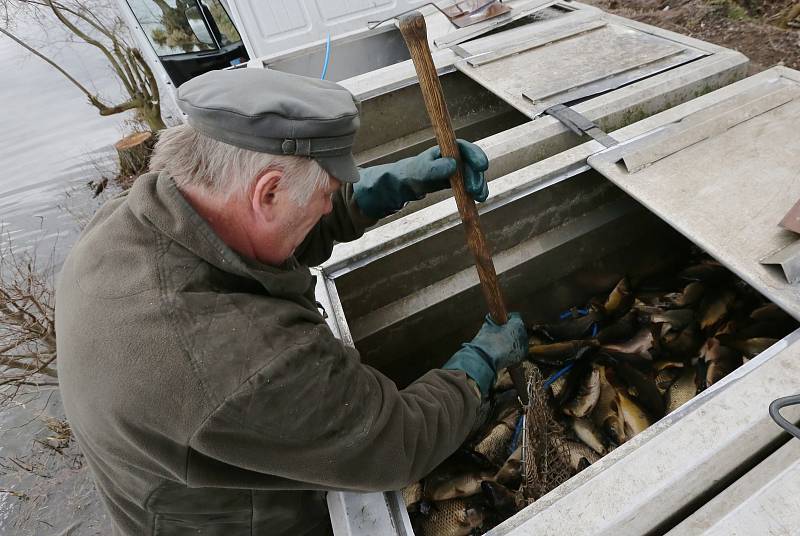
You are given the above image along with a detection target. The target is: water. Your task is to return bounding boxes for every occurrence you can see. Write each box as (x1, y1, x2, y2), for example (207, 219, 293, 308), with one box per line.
(1, 19, 135, 534)
(0, 24, 127, 254)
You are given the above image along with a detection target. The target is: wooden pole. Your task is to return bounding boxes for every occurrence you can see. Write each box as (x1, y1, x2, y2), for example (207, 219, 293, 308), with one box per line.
(398, 11, 529, 405)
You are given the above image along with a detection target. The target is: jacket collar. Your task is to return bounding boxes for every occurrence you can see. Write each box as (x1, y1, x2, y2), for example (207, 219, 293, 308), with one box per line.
(127, 172, 315, 302)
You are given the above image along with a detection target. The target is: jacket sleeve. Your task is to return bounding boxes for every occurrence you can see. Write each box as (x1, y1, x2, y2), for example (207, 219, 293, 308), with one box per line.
(188, 305, 481, 492)
(294, 182, 377, 267)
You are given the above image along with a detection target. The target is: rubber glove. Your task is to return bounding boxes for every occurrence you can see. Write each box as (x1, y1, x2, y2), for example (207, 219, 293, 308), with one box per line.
(442, 313, 527, 398)
(353, 139, 489, 219)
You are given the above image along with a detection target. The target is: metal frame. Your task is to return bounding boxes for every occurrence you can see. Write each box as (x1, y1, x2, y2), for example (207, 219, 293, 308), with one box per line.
(321, 66, 800, 536)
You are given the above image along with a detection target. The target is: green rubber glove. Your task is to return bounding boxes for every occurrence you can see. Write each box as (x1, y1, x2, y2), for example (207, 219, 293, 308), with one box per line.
(443, 313, 528, 398)
(353, 139, 489, 219)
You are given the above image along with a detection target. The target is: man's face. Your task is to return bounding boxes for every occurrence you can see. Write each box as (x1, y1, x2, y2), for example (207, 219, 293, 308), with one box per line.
(248, 172, 342, 265)
(280, 175, 342, 252)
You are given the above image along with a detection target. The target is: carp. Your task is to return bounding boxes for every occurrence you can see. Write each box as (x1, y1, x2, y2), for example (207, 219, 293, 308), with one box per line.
(570, 417, 606, 455)
(495, 447, 522, 489)
(617, 391, 651, 439)
(562, 439, 600, 471)
(474, 411, 520, 467)
(596, 310, 638, 344)
(417, 497, 486, 536)
(603, 277, 634, 318)
(716, 335, 779, 359)
(666, 367, 697, 413)
(699, 290, 735, 331)
(562, 365, 601, 418)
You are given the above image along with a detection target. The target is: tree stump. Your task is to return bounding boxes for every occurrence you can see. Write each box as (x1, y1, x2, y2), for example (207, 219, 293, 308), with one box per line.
(115, 131, 155, 189)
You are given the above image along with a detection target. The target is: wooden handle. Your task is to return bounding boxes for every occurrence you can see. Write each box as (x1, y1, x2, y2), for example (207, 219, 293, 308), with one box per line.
(398, 12, 529, 405)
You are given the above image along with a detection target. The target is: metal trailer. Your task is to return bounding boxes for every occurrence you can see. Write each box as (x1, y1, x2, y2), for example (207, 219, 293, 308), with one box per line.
(239, 1, 748, 222)
(316, 66, 800, 535)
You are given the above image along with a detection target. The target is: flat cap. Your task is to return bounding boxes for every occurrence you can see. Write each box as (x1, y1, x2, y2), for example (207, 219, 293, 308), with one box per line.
(176, 67, 361, 183)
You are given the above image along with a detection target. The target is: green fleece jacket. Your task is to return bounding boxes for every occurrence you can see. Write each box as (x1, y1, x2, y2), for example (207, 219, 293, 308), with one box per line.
(55, 172, 480, 536)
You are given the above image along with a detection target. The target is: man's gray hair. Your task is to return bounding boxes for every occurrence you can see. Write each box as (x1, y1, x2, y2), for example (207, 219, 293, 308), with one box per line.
(149, 124, 331, 204)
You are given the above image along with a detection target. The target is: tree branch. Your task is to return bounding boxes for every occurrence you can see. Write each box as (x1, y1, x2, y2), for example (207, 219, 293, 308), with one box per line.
(92, 97, 141, 115)
(133, 47, 160, 106)
(0, 25, 98, 101)
(0, 355, 57, 377)
(45, 0, 136, 96)
(22, 0, 115, 40)
(126, 48, 149, 101)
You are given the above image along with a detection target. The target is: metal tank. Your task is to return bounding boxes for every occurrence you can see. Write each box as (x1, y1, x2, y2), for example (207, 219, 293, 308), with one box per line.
(317, 66, 800, 535)
(244, 2, 748, 229)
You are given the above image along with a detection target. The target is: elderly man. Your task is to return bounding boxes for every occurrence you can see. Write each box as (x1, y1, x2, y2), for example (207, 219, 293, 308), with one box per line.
(56, 68, 526, 535)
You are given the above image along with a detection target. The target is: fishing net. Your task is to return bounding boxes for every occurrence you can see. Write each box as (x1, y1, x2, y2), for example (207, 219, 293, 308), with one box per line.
(520, 366, 573, 502)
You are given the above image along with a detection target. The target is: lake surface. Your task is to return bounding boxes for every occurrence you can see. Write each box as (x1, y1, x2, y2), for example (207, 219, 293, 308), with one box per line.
(1, 21, 132, 534)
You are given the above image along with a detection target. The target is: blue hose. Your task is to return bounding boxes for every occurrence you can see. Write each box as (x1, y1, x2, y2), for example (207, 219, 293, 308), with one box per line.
(543, 362, 575, 389)
(320, 34, 331, 80)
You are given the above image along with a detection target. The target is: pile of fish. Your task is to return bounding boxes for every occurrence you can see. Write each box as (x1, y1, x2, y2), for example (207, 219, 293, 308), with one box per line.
(405, 255, 797, 535)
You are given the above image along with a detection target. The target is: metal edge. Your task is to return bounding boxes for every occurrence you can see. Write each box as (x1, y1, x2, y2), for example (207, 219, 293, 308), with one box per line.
(323, 156, 593, 278)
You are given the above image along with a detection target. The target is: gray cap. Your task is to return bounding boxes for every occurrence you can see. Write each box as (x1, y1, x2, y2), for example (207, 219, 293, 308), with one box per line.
(176, 68, 361, 183)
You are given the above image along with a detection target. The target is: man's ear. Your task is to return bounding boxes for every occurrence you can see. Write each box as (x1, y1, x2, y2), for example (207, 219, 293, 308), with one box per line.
(251, 169, 283, 218)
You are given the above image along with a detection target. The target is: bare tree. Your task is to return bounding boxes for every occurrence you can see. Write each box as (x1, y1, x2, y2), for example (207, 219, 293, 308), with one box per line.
(0, 0, 166, 131)
(0, 238, 58, 401)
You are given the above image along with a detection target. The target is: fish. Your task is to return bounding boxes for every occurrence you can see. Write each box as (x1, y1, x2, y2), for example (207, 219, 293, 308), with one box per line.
(563, 440, 601, 471)
(549, 374, 568, 401)
(423, 451, 497, 502)
(571, 417, 606, 455)
(601, 327, 655, 360)
(699, 290, 735, 331)
(495, 447, 522, 488)
(424, 468, 496, 502)
(680, 261, 729, 283)
(654, 281, 705, 309)
(403, 481, 423, 508)
(702, 337, 743, 386)
(603, 277, 634, 318)
(529, 339, 596, 365)
(481, 480, 518, 518)
(750, 303, 793, 323)
(714, 320, 738, 337)
(591, 366, 626, 444)
(617, 391, 651, 439)
(673, 281, 705, 308)
(534, 307, 603, 341)
(716, 335, 778, 359)
(474, 411, 520, 467)
(612, 360, 665, 417)
(736, 320, 791, 340)
(563, 365, 601, 418)
(596, 310, 638, 344)
(551, 358, 593, 406)
(659, 323, 703, 359)
(647, 309, 696, 332)
(653, 362, 684, 395)
(666, 367, 697, 413)
(418, 497, 486, 536)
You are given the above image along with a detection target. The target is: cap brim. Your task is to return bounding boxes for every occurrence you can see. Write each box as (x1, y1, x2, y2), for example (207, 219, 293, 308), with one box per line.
(315, 153, 360, 184)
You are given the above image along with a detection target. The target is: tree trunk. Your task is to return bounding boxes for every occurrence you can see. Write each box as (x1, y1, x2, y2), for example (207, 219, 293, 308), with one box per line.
(141, 103, 167, 132)
(115, 131, 155, 189)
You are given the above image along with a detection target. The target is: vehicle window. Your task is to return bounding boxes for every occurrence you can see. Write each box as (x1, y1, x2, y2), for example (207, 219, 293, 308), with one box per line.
(200, 0, 242, 47)
(126, 0, 216, 56)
